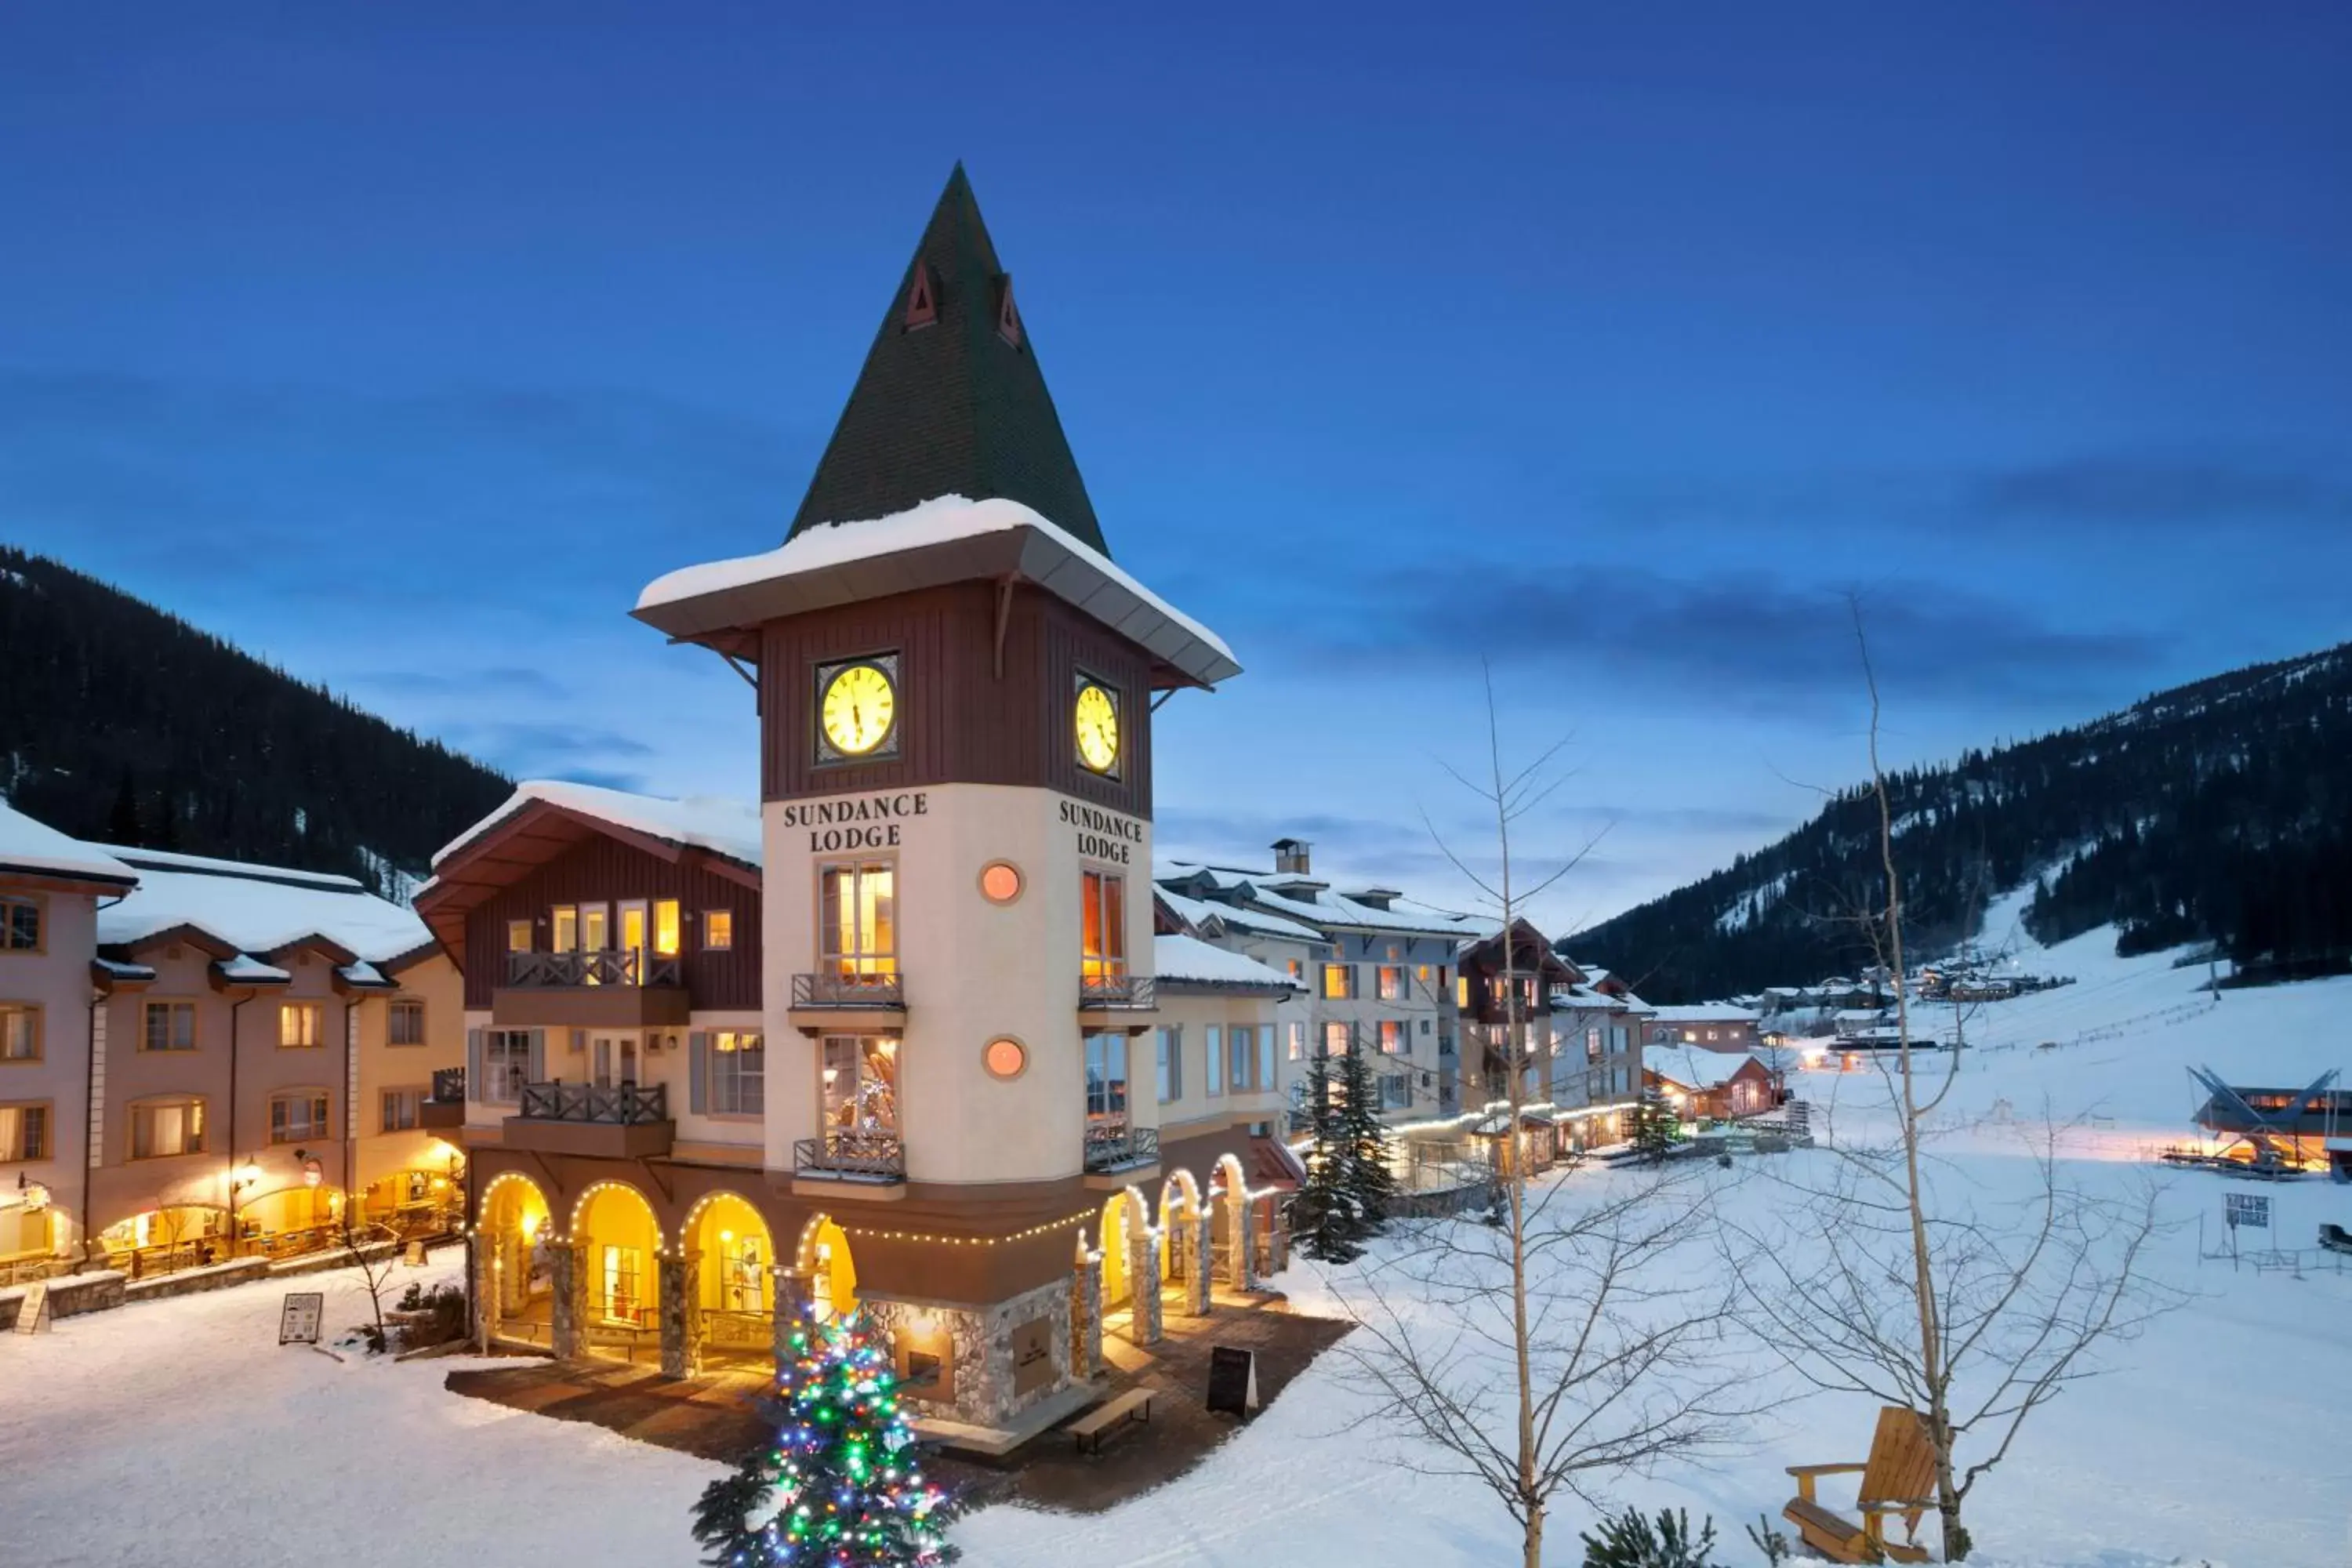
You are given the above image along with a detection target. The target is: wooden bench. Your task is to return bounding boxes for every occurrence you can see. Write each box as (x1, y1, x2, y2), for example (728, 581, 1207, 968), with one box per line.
(1069, 1388, 1155, 1454)
(1782, 1406, 1936, 1564)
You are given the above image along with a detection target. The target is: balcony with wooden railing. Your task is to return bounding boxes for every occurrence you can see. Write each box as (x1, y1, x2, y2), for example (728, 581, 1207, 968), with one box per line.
(501, 1079, 673, 1159)
(491, 947, 690, 1029)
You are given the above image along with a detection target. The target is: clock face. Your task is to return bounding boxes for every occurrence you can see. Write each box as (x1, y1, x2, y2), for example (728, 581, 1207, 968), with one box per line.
(1074, 681, 1120, 773)
(820, 662, 897, 757)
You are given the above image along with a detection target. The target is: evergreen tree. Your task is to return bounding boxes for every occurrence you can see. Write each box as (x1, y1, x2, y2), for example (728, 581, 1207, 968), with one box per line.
(1335, 1042, 1399, 1237)
(1289, 1051, 1363, 1263)
(691, 1309, 957, 1567)
(1630, 1090, 1682, 1164)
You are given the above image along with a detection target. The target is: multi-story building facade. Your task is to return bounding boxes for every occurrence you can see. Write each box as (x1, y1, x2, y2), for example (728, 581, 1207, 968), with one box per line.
(1152, 875, 1329, 1117)
(1646, 1004, 1763, 1054)
(1546, 961, 1652, 1148)
(0, 805, 137, 1284)
(425, 168, 1283, 1440)
(1164, 840, 1470, 1124)
(85, 847, 462, 1272)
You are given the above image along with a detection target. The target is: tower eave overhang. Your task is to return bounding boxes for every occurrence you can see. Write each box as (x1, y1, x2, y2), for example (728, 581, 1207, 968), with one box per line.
(633, 498, 1241, 689)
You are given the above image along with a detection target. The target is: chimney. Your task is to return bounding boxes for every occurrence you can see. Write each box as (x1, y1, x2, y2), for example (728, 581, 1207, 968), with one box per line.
(1270, 837, 1312, 875)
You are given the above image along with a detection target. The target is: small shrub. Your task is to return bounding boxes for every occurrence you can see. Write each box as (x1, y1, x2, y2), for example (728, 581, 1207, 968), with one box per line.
(1744, 1514, 1791, 1566)
(1578, 1506, 1721, 1568)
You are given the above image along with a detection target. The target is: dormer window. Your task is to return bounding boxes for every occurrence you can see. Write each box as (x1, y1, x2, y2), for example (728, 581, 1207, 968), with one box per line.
(902, 263, 938, 330)
(995, 274, 1022, 347)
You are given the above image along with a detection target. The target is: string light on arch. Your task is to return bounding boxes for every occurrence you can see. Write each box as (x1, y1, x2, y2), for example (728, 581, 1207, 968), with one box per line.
(840, 1210, 1094, 1248)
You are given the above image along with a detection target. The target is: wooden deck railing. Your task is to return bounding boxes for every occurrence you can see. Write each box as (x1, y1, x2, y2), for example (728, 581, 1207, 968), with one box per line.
(516, 1080, 670, 1125)
(503, 950, 681, 988)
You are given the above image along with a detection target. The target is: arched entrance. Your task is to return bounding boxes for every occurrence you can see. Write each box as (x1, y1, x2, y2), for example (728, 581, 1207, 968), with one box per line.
(238, 1184, 343, 1259)
(477, 1173, 553, 1347)
(572, 1181, 662, 1363)
(1162, 1168, 1210, 1316)
(687, 1191, 774, 1370)
(1098, 1189, 1136, 1310)
(795, 1214, 858, 1323)
(1210, 1153, 1251, 1290)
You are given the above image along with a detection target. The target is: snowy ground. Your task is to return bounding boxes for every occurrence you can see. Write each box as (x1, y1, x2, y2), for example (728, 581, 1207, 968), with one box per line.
(6, 914, 2347, 1566)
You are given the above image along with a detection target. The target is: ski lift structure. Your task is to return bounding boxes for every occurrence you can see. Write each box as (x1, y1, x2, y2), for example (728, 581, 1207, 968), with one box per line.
(2170, 1066, 2348, 1179)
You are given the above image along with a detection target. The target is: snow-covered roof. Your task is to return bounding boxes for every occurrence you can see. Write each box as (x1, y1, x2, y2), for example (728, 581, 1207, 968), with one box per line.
(1647, 1004, 1762, 1024)
(1154, 884, 1323, 944)
(434, 780, 764, 871)
(1152, 932, 1304, 992)
(1646, 1044, 1771, 1091)
(632, 495, 1240, 688)
(216, 954, 292, 984)
(0, 801, 136, 885)
(92, 846, 431, 964)
(1245, 883, 1472, 939)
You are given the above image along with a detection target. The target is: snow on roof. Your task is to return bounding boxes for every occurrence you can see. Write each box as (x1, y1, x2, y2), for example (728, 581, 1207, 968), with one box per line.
(435, 780, 764, 870)
(0, 801, 136, 885)
(1153, 932, 1304, 991)
(92, 956, 155, 981)
(633, 495, 1239, 684)
(1154, 884, 1323, 943)
(1246, 883, 1472, 938)
(216, 954, 292, 984)
(1647, 1004, 1762, 1024)
(1646, 1044, 1769, 1091)
(93, 847, 430, 964)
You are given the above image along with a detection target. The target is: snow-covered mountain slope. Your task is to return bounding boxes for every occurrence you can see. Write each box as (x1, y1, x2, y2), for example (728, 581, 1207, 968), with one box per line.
(1802, 884, 2352, 1140)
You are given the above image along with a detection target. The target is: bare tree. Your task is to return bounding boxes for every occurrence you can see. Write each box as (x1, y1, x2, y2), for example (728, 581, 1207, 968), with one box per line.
(335, 1202, 401, 1353)
(1722, 607, 2181, 1561)
(1330, 666, 1754, 1568)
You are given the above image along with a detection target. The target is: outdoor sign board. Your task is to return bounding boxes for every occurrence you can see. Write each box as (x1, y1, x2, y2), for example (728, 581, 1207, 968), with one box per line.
(2225, 1192, 2271, 1230)
(13, 1280, 51, 1334)
(278, 1290, 325, 1345)
(1206, 1345, 1259, 1416)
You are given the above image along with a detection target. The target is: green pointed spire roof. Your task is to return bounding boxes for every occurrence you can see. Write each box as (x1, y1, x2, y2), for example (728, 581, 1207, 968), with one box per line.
(787, 165, 1108, 555)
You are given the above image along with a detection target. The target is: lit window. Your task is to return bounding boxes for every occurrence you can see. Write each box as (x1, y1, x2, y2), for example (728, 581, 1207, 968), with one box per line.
(505, 920, 532, 953)
(1323, 1021, 1352, 1058)
(1287, 1022, 1304, 1061)
(0, 1004, 38, 1062)
(1377, 966, 1405, 1002)
(822, 1035, 898, 1134)
(1417, 964, 1432, 982)
(1322, 964, 1352, 1000)
(818, 866, 891, 977)
(709, 1031, 765, 1116)
(1379, 1020, 1404, 1055)
(654, 899, 681, 957)
(0, 1102, 49, 1161)
(380, 1088, 422, 1132)
(130, 1098, 206, 1159)
(705, 909, 735, 951)
(1455, 975, 1470, 1010)
(550, 906, 579, 954)
(280, 1004, 323, 1049)
(388, 1000, 426, 1047)
(1080, 871, 1127, 982)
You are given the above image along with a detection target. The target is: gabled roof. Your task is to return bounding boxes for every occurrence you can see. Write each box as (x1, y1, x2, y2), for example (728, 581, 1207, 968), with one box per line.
(1152, 884, 1323, 944)
(0, 800, 136, 888)
(1152, 932, 1302, 994)
(1646, 1044, 1773, 1091)
(789, 164, 1105, 556)
(90, 846, 429, 967)
(415, 781, 764, 958)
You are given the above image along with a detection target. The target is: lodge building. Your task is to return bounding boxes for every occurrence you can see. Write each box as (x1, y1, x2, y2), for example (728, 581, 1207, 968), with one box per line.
(420, 167, 1288, 1439)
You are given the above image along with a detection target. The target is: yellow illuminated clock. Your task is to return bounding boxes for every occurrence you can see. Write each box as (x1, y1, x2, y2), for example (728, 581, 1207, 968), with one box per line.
(1074, 681, 1120, 773)
(820, 662, 896, 757)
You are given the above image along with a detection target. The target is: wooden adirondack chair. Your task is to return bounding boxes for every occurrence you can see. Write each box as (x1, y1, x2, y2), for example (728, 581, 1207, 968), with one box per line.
(1782, 1406, 1939, 1563)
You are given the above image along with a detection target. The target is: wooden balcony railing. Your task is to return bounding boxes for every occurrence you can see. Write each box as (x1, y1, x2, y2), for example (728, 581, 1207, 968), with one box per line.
(790, 971, 906, 1009)
(1083, 1122, 1160, 1173)
(1079, 974, 1156, 1010)
(794, 1131, 906, 1180)
(516, 1081, 670, 1125)
(504, 950, 681, 989)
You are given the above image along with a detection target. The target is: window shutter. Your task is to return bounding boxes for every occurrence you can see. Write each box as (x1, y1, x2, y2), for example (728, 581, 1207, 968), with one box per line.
(466, 1028, 483, 1094)
(527, 1029, 546, 1082)
(689, 1032, 710, 1116)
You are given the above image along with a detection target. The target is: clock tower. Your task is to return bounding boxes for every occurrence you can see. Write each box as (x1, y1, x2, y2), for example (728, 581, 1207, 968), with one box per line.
(632, 165, 1242, 1432)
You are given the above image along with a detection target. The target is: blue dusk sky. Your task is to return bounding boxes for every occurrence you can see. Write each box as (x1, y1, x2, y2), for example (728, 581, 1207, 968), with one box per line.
(5, 2, 2349, 932)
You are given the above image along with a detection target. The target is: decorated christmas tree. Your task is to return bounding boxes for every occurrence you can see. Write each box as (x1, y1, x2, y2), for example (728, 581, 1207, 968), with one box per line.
(691, 1308, 959, 1567)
